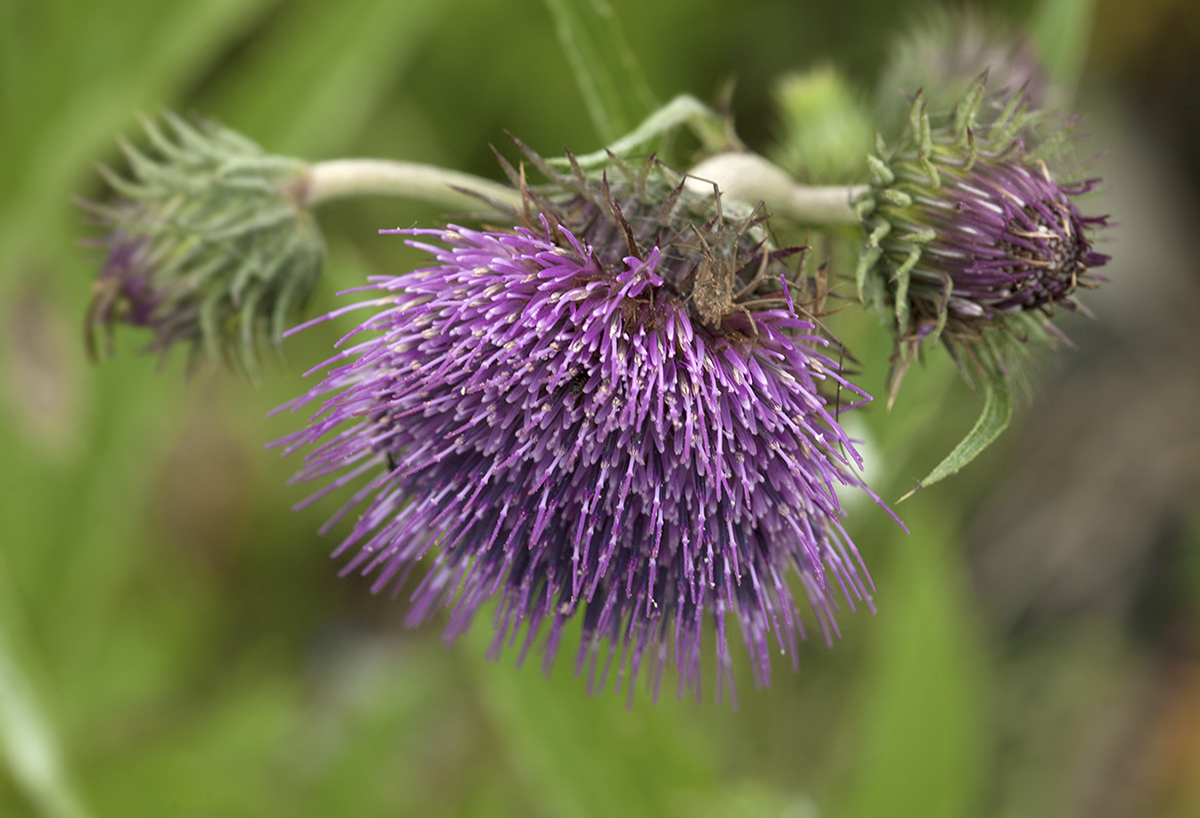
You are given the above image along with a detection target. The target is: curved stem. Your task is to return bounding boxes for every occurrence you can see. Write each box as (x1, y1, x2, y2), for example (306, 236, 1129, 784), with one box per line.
(688, 153, 867, 227)
(302, 159, 522, 212)
(559, 94, 741, 170)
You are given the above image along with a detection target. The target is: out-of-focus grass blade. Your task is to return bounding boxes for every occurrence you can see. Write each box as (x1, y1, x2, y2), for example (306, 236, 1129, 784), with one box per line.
(1029, 0, 1097, 94)
(841, 505, 988, 818)
(901, 375, 1012, 501)
(201, 0, 441, 158)
(542, 0, 657, 144)
(0, 557, 90, 818)
(86, 674, 301, 818)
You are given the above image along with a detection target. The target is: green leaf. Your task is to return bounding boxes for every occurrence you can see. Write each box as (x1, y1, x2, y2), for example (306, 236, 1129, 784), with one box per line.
(0, 0, 274, 286)
(0, 560, 91, 818)
(841, 505, 988, 818)
(466, 617, 717, 818)
(1029, 0, 1097, 94)
(901, 375, 1012, 500)
(542, 0, 657, 145)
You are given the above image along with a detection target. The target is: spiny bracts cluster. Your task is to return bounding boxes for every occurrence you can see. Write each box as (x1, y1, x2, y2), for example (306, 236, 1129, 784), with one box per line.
(85, 115, 322, 371)
(855, 76, 1109, 400)
(277, 152, 884, 703)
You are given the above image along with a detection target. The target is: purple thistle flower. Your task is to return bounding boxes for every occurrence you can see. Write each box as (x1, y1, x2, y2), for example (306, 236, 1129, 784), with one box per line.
(277, 158, 886, 703)
(856, 77, 1109, 399)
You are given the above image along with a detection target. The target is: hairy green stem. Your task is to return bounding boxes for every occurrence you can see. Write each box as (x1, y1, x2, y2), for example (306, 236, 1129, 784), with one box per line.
(301, 150, 864, 229)
(558, 93, 740, 169)
(688, 152, 867, 226)
(303, 159, 523, 211)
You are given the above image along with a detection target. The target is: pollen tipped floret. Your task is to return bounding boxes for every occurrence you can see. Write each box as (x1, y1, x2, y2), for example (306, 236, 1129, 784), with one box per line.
(85, 114, 323, 371)
(856, 77, 1108, 396)
(278, 203, 879, 702)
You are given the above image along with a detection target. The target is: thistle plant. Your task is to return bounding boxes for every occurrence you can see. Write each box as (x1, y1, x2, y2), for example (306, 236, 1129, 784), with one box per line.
(875, 9, 1051, 139)
(275, 150, 886, 701)
(79, 7, 1112, 700)
(85, 115, 520, 373)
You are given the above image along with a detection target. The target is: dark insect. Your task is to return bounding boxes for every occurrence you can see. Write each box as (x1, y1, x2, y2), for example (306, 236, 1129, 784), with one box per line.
(565, 369, 589, 398)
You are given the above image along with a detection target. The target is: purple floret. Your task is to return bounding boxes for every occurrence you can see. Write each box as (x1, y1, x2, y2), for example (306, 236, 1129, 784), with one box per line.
(277, 218, 880, 703)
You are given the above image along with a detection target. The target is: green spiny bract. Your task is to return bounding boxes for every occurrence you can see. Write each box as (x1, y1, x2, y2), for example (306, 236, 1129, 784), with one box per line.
(86, 114, 323, 373)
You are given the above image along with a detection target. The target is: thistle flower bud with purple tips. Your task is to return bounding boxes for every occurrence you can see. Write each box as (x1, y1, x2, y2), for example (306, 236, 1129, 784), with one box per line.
(855, 77, 1109, 401)
(85, 115, 323, 371)
(277, 151, 889, 702)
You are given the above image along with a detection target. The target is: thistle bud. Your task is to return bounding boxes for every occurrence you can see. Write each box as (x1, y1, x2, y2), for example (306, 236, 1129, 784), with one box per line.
(772, 65, 873, 184)
(85, 115, 323, 371)
(855, 77, 1109, 400)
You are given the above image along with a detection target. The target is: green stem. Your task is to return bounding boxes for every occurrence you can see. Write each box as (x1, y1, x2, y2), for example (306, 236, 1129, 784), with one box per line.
(303, 159, 523, 212)
(301, 143, 865, 228)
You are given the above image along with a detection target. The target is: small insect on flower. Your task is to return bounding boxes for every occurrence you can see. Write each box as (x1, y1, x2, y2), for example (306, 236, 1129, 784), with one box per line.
(276, 147, 893, 704)
(686, 186, 795, 342)
(856, 74, 1109, 401)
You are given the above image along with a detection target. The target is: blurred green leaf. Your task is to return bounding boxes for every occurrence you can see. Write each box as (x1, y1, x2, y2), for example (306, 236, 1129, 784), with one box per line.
(0, 0, 274, 278)
(542, 0, 657, 144)
(86, 673, 301, 818)
(200, 0, 441, 159)
(467, 620, 717, 818)
(841, 504, 989, 818)
(902, 375, 1012, 500)
(0, 563, 91, 818)
(1029, 0, 1097, 93)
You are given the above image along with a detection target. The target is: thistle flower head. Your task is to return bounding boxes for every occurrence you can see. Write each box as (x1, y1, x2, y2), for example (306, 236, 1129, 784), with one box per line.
(855, 77, 1109, 399)
(85, 114, 323, 371)
(278, 150, 886, 702)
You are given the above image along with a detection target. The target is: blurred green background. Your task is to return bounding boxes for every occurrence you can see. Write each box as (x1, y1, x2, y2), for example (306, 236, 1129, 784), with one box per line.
(2, 0, 1199, 816)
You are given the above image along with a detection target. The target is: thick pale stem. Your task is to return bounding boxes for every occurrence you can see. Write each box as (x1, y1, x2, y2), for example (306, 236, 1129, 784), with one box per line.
(688, 153, 867, 226)
(301, 153, 865, 228)
(303, 159, 523, 211)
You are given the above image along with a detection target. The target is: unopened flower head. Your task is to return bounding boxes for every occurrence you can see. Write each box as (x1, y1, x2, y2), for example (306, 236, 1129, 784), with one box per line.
(855, 77, 1109, 398)
(85, 114, 323, 371)
(278, 149, 885, 702)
